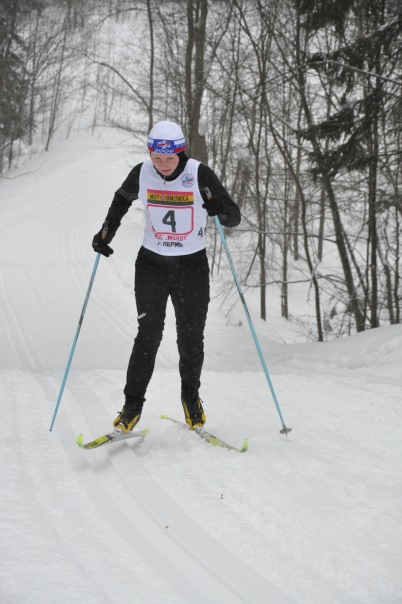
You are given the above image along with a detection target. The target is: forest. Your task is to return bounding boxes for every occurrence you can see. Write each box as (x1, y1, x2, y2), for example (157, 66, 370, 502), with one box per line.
(1, 0, 401, 341)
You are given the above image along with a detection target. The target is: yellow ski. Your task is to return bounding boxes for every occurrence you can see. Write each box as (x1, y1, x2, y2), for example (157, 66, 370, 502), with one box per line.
(161, 415, 248, 452)
(76, 429, 148, 450)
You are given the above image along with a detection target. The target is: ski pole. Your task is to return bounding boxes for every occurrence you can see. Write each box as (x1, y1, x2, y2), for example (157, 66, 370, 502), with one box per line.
(206, 189, 292, 435)
(49, 224, 108, 431)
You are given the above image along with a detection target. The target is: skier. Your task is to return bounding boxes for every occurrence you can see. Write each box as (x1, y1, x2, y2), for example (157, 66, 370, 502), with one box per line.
(92, 120, 241, 433)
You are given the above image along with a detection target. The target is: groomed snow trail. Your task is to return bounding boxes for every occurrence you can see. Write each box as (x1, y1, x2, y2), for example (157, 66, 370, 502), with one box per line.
(59, 377, 292, 604)
(1, 131, 402, 603)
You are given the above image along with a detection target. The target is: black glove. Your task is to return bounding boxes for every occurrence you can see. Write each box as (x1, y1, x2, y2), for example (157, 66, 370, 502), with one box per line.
(202, 197, 225, 217)
(92, 231, 114, 257)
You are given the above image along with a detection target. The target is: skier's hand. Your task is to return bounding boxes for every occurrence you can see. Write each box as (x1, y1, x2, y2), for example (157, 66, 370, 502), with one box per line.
(92, 231, 114, 257)
(202, 197, 225, 217)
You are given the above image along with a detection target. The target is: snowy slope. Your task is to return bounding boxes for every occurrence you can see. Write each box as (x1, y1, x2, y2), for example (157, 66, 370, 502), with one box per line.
(1, 130, 401, 604)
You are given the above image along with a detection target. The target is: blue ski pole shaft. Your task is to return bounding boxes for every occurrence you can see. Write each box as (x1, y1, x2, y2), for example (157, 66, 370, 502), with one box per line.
(213, 213, 292, 435)
(49, 253, 101, 431)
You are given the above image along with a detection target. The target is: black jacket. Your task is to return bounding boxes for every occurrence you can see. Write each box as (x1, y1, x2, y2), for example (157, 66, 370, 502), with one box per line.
(101, 155, 241, 243)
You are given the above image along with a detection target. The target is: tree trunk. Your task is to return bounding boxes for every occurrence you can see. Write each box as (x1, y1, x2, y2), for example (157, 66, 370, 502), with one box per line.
(146, 0, 154, 132)
(185, 0, 208, 162)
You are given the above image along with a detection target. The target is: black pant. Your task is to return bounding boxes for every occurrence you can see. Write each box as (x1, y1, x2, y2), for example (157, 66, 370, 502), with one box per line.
(124, 247, 210, 408)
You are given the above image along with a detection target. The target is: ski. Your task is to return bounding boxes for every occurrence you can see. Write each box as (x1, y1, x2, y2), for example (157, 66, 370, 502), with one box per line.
(76, 428, 148, 450)
(161, 415, 248, 453)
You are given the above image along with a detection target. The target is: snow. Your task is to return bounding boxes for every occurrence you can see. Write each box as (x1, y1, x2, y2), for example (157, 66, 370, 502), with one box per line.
(1, 129, 401, 604)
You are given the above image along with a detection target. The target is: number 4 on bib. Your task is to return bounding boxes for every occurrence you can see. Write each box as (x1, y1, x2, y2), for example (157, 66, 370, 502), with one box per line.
(162, 210, 177, 232)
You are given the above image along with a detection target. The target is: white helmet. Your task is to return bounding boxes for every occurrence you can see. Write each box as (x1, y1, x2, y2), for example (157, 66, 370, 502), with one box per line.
(147, 120, 186, 154)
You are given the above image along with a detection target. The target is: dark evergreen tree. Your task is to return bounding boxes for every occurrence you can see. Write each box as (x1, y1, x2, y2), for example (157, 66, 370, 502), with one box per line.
(294, 0, 402, 328)
(298, 0, 401, 177)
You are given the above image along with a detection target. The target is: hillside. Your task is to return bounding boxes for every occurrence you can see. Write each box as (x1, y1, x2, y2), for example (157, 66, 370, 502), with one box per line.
(0, 129, 401, 604)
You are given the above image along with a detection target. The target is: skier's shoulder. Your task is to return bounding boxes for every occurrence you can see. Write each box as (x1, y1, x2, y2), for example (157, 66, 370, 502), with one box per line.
(196, 162, 224, 190)
(126, 162, 144, 182)
(119, 162, 143, 197)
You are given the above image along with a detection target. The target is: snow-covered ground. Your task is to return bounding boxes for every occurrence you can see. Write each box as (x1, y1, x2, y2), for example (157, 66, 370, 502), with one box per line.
(1, 129, 401, 604)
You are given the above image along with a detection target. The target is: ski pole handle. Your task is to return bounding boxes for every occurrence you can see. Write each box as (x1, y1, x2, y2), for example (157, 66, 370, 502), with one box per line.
(101, 220, 109, 240)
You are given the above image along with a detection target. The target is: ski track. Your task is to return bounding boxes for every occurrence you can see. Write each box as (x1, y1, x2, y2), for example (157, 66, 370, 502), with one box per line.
(0, 282, 25, 368)
(3, 366, 400, 604)
(61, 376, 294, 604)
(1, 372, 173, 604)
(72, 372, 372, 604)
(0, 265, 39, 370)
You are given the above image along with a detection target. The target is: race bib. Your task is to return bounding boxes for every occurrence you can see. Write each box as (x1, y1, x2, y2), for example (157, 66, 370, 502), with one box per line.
(146, 189, 194, 236)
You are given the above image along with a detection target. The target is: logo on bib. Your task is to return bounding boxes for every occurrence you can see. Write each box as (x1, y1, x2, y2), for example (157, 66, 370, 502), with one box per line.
(181, 173, 194, 188)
